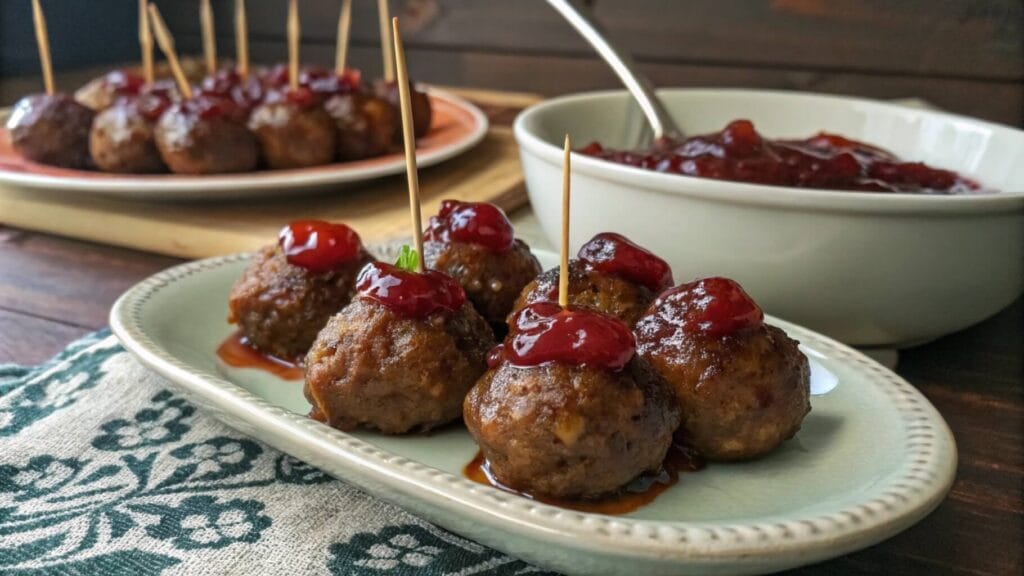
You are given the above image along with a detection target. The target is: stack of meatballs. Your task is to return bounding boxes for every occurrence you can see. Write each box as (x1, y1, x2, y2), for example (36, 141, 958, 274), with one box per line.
(6, 64, 431, 175)
(226, 201, 811, 502)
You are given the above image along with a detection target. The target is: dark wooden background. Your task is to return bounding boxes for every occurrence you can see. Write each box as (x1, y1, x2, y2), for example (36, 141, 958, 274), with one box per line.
(2, 0, 1022, 126)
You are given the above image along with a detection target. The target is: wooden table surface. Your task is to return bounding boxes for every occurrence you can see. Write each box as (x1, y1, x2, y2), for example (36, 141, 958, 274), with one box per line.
(0, 101, 1021, 576)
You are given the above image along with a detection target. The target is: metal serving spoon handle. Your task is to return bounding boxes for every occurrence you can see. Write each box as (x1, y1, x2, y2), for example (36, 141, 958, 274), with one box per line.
(545, 0, 683, 142)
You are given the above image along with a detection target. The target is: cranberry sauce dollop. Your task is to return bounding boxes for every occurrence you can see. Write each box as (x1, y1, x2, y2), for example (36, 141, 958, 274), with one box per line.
(356, 262, 467, 318)
(580, 119, 982, 194)
(424, 200, 516, 253)
(278, 220, 364, 273)
(101, 69, 146, 97)
(578, 232, 673, 293)
(638, 277, 763, 340)
(490, 302, 636, 371)
(200, 69, 265, 112)
(166, 93, 248, 123)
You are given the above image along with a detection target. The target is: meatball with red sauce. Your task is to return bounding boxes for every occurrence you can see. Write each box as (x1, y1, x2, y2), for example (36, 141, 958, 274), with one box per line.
(89, 89, 173, 174)
(6, 93, 95, 169)
(304, 261, 494, 434)
(74, 69, 146, 112)
(635, 277, 811, 461)
(424, 200, 542, 325)
(154, 94, 258, 174)
(228, 221, 375, 360)
(510, 232, 672, 327)
(464, 303, 680, 499)
(374, 79, 432, 139)
(248, 86, 336, 169)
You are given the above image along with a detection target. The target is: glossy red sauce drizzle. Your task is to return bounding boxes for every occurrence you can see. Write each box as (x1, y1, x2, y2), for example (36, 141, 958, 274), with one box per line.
(200, 69, 265, 112)
(464, 443, 704, 515)
(356, 262, 466, 318)
(216, 331, 303, 380)
(581, 119, 983, 194)
(640, 277, 764, 338)
(278, 220, 364, 273)
(489, 302, 635, 370)
(102, 69, 146, 96)
(577, 232, 673, 293)
(424, 200, 516, 253)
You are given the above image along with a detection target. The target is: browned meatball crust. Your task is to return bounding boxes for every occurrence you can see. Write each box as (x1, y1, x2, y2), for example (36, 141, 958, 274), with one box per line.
(636, 323, 810, 461)
(424, 239, 542, 325)
(304, 298, 494, 434)
(154, 109, 258, 175)
(510, 260, 656, 327)
(248, 101, 337, 169)
(374, 79, 432, 139)
(324, 91, 398, 161)
(89, 102, 166, 173)
(464, 360, 680, 499)
(7, 94, 94, 169)
(227, 245, 375, 360)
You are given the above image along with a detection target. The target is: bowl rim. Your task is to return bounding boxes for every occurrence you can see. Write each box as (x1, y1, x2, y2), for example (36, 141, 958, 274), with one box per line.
(513, 88, 1024, 215)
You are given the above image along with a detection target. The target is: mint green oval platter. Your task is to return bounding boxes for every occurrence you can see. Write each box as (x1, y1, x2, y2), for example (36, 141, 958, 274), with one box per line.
(110, 249, 956, 576)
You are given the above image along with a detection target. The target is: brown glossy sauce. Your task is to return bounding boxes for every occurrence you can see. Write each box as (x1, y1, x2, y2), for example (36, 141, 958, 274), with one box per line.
(464, 444, 704, 515)
(216, 331, 304, 380)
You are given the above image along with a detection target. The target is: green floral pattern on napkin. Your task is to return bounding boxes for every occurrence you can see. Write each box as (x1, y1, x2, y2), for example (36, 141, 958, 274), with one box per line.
(0, 331, 553, 575)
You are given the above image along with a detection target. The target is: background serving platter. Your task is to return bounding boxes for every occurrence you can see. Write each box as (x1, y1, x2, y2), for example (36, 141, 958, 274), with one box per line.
(0, 87, 487, 200)
(109, 249, 957, 576)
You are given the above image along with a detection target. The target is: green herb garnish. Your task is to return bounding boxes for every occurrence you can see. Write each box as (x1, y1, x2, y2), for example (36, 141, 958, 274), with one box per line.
(395, 245, 420, 272)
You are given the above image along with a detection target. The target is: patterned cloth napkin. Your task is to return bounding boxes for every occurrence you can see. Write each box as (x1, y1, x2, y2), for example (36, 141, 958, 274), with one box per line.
(0, 330, 554, 575)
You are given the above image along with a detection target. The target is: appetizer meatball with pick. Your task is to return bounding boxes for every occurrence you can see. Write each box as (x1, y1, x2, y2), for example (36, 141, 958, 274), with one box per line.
(74, 69, 146, 112)
(305, 257, 494, 434)
(248, 86, 337, 169)
(374, 79, 432, 139)
(6, 93, 95, 169)
(228, 220, 375, 360)
(635, 277, 811, 461)
(324, 90, 398, 161)
(465, 303, 680, 499)
(424, 200, 542, 325)
(511, 232, 672, 327)
(89, 88, 173, 174)
(155, 94, 258, 174)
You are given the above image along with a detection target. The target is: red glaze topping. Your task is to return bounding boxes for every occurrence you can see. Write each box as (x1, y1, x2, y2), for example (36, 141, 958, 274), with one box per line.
(278, 220, 364, 273)
(356, 262, 467, 318)
(580, 119, 983, 194)
(284, 86, 320, 108)
(307, 69, 362, 97)
(578, 232, 673, 293)
(102, 69, 146, 96)
(424, 200, 516, 253)
(200, 69, 264, 112)
(490, 302, 635, 371)
(167, 94, 247, 123)
(639, 277, 763, 339)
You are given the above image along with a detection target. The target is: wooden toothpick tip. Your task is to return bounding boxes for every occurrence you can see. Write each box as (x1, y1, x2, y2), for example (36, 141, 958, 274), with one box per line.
(148, 3, 193, 100)
(393, 17, 423, 272)
(200, 0, 217, 75)
(559, 134, 571, 309)
(335, 0, 352, 75)
(138, 0, 154, 85)
(287, 0, 300, 91)
(31, 0, 54, 95)
(235, 0, 249, 80)
(378, 0, 395, 83)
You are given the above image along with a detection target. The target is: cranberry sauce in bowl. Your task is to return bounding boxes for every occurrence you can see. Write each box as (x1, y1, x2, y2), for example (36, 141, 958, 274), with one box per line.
(581, 119, 985, 194)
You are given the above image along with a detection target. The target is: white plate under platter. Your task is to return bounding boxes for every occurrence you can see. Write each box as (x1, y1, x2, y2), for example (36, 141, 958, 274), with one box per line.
(109, 249, 957, 575)
(0, 88, 487, 200)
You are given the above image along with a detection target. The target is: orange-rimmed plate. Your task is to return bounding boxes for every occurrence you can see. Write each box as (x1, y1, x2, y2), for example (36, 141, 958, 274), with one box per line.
(0, 87, 487, 201)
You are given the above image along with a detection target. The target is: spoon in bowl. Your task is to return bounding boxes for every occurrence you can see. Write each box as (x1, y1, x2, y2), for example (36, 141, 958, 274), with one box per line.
(545, 0, 683, 144)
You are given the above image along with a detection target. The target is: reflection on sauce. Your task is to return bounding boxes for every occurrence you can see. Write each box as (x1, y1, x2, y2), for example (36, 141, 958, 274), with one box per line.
(216, 331, 304, 381)
(464, 444, 704, 515)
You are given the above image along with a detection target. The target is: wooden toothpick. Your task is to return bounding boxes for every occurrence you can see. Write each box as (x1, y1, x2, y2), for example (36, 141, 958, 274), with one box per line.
(378, 0, 395, 83)
(139, 0, 154, 85)
(334, 0, 352, 75)
(148, 3, 193, 99)
(559, 134, 571, 309)
(287, 0, 300, 91)
(200, 0, 216, 75)
(393, 17, 423, 271)
(30, 0, 54, 95)
(235, 0, 249, 80)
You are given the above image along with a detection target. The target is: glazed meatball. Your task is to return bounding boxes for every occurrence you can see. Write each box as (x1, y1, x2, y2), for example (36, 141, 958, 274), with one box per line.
(511, 260, 655, 327)
(304, 297, 494, 434)
(248, 93, 336, 169)
(89, 98, 167, 173)
(154, 98, 258, 174)
(635, 277, 811, 461)
(6, 94, 94, 169)
(374, 79, 432, 139)
(464, 304, 680, 499)
(324, 91, 398, 160)
(74, 69, 146, 112)
(228, 244, 374, 360)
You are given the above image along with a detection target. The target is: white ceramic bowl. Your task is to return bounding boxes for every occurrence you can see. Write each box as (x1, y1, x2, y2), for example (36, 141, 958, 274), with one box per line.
(514, 89, 1024, 347)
